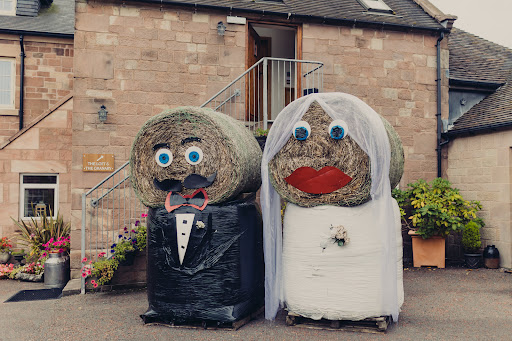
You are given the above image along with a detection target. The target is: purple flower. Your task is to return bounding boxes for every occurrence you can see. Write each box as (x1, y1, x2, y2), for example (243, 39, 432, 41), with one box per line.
(135, 220, 140, 227)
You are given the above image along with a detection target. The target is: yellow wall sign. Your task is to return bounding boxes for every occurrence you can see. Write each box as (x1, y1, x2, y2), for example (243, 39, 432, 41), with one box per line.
(83, 154, 115, 172)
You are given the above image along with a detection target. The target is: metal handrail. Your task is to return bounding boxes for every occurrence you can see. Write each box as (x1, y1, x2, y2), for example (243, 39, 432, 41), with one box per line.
(201, 57, 324, 108)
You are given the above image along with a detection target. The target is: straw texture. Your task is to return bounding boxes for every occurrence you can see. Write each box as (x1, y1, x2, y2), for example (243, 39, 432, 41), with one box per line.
(130, 107, 262, 207)
(269, 101, 403, 207)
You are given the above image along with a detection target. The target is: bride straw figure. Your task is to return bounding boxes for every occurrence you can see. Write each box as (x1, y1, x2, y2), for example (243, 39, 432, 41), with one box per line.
(261, 92, 405, 324)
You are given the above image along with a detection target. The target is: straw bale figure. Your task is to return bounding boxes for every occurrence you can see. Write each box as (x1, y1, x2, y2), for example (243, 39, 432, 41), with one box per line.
(261, 93, 405, 322)
(131, 107, 264, 325)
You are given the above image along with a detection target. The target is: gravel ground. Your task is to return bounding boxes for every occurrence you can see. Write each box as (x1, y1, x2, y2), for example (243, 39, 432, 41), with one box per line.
(0, 267, 510, 341)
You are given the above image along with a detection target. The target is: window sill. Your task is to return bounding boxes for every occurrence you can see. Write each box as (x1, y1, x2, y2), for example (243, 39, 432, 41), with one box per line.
(0, 109, 18, 116)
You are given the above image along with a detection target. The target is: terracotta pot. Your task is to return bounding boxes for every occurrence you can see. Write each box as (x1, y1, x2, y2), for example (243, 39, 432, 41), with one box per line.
(408, 230, 445, 268)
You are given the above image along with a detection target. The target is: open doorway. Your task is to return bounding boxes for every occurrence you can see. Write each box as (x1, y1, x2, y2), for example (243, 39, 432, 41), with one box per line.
(246, 23, 300, 125)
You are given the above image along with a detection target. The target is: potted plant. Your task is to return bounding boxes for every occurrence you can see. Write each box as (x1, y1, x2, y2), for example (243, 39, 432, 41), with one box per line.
(393, 178, 482, 268)
(12, 208, 70, 260)
(81, 252, 119, 289)
(11, 250, 26, 263)
(0, 237, 12, 264)
(254, 128, 269, 151)
(462, 219, 483, 268)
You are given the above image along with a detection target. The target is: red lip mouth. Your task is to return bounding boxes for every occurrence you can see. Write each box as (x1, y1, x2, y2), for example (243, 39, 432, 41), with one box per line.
(284, 166, 352, 194)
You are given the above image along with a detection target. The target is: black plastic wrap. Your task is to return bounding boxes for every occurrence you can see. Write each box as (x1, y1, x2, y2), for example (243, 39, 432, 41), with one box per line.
(141, 194, 264, 324)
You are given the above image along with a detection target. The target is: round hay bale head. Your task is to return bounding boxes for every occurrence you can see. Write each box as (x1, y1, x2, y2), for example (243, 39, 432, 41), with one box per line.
(130, 107, 262, 207)
(381, 116, 404, 190)
(269, 101, 404, 207)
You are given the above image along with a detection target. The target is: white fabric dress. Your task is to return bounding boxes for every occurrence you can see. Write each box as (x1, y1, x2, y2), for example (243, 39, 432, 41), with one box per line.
(282, 200, 404, 320)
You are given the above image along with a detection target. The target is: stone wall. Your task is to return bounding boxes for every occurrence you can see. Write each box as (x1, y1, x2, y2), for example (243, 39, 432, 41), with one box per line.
(446, 131, 512, 269)
(302, 24, 449, 187)
(0, 96, 73, 242)
(0, 35, 73, 143)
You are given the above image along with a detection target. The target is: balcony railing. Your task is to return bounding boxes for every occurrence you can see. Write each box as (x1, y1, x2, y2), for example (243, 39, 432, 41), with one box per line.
(202, 57, 324, 132)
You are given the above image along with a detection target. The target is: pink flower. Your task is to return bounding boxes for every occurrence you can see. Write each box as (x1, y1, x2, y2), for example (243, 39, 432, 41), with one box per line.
(82, 257, 87, 263)
(141, 213, 148, 218)
(90, 279, 96, 284)
(93, 283, 98, 288)
(81, 272, 87, 278)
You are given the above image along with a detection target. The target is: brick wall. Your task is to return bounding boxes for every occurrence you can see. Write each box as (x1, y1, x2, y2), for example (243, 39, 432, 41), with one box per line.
(0, 35, 73, 143)
(446, 131, 512, 269)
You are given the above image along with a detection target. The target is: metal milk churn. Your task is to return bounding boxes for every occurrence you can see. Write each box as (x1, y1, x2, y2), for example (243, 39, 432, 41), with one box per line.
(44, 252, 71, 288)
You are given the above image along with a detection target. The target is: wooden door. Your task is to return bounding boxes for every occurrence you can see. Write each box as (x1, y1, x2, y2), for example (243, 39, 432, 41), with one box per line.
(246, 25, 262, 122)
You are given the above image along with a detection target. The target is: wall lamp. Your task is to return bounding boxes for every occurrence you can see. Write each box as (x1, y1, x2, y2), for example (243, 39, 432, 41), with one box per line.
(217, 21, 226, 36)
(98, 105, 108, 123)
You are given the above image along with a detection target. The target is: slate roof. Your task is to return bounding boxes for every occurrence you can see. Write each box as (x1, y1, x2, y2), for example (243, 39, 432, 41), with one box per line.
(448, 28, 512, 134)
(129, 0, 445, 31)
(0, 0, 74, 37)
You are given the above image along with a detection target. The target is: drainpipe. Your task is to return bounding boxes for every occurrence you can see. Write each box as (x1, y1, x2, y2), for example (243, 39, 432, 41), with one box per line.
(436, 32, 444, 178)
(19, 34, 25, 131)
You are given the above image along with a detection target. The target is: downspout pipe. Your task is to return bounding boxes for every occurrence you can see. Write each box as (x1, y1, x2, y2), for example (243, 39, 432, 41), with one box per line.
(436, 32, 444, 178)
(19, 34, 25, 131)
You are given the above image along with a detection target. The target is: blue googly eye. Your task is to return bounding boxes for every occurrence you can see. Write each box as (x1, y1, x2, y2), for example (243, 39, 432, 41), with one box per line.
(328, 120, 348, 140)
(155, 149, 173, 167)
(185, 146, 203, 165)
(292, 121, 311, 141)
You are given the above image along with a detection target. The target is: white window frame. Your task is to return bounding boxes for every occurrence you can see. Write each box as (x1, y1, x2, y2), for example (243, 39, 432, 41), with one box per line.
(19, 174, 59, 220)
(0, 0, 17, 16)
(357, 0, 394, 14)
(0, 57, 15, 109)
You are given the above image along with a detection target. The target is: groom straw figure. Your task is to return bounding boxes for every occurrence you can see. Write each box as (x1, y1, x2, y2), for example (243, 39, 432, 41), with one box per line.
(131, 107, 263, 325)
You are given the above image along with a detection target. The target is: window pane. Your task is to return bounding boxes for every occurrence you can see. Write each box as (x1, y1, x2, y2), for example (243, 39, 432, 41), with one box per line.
(0, 60, 12, 106)
(24, 188, 55, 217)
(23, 175, 58, 184)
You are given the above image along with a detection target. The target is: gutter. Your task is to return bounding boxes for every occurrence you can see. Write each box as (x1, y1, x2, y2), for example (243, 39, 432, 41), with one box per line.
(125, 0, 450, 33)
(0, 29, 73, 39)
(435, 32, 444, 178)
(19, 34, 25, 131)
(444, 121, 512, 137)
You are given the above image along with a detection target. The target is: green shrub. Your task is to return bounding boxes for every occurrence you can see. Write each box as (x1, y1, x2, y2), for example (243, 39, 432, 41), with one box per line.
(392, 178, 482, 239)
(462, 220, 483, 253)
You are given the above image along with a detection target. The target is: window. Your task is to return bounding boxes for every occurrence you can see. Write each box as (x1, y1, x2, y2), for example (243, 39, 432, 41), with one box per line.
(0, 0, 16, 16)
(0, 58, 15, 108)
(357, 0, 394, 14)
(20, 174, 59, 219)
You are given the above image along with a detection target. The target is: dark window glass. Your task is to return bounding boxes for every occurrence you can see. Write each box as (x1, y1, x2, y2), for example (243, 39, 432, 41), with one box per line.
(23, 175, 57, 184)
(24, 189, 55, 217)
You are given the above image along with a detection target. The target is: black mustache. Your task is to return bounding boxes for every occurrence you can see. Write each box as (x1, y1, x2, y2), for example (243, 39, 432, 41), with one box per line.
(154, 172, 217, 192)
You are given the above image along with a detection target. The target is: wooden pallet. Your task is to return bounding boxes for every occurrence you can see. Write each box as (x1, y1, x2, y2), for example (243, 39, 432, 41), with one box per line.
(285, 311, 391, 334)
(145, 306, 264, 331)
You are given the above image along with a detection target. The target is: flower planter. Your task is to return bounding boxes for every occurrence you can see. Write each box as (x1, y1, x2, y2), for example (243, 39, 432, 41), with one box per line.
(408, 230, 445, 268)
(118, 250, 136, 266)
(0, 251, 10, 264)
(464, 253, 481, 269)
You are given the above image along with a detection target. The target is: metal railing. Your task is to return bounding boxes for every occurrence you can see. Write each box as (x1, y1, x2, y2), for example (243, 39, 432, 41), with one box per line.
(81, 57, 323, 293)
(80, 161, 147, 293)
(202, 57, 324, 132)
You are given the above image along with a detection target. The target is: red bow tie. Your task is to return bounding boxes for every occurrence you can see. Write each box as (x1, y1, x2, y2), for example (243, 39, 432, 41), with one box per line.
(165, 188, 209, 213)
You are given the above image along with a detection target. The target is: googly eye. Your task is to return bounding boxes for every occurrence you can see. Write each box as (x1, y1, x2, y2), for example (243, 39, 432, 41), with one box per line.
(155, 149, 173, 167)
(185, 146, 203, 165)
(292, 121, 311, 141)
(328, 120, 348, 140)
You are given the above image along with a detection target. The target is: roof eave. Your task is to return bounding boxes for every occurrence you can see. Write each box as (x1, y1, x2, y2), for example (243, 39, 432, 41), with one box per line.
(123, 0, 449, 33)
(0, 28, 73, 38)
(444, 121, 512, 137)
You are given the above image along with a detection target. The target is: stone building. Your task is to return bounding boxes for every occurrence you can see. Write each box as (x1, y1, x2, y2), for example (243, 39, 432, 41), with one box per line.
(444, 28, 512, 268)
(0, 0, 74, 238)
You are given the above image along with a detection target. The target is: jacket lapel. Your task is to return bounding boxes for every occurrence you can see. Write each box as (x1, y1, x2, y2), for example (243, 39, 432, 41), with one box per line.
(182, 212, 211, 266)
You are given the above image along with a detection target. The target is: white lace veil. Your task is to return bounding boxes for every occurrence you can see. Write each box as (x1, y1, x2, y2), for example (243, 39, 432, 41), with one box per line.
(260, 92, 399, 321)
